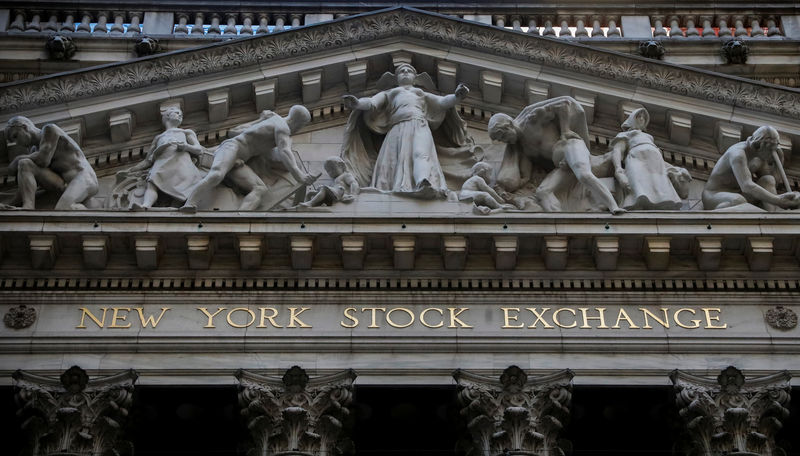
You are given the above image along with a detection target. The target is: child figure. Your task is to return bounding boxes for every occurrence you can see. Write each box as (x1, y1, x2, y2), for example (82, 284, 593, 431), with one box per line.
(299, 157, 359, 207)
(459, 162, 517, 215)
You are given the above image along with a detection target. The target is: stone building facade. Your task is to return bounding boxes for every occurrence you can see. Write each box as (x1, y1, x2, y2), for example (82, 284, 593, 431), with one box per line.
(0, 1, 799, 455)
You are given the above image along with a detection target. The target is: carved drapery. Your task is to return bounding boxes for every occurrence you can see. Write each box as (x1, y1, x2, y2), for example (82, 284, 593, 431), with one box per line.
(454, 366, 574, 456)
(670, 366, 792, 456)
(236, 366, 357, 456)
(12, 365, 138, 456)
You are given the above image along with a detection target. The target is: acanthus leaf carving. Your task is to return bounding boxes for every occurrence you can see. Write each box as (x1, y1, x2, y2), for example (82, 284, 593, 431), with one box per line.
(236, 366, 357, 456)
(454, 365, 573, 456)
(670, 366, 791, 456)
(12, 365, 138, 456)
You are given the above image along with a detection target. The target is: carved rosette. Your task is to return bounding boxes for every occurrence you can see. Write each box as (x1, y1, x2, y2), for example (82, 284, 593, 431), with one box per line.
(236, 366, 357, 456)
(13, 365, 138, 456)
(765, 306, 797, 330)
(454, 366, 574, 456)
(4, 304, 37, 329)
(670, 366, 791, 456)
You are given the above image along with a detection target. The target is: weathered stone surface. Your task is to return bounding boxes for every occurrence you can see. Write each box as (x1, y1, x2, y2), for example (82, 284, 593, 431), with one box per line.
(236, 366, 356, 456)
(454, 366, 573, 456)
(13, 366, 138, 456)
(671, 366, 791, 456)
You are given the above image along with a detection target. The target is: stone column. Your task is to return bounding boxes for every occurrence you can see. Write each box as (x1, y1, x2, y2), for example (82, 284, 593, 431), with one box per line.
(670, 366, 791, 456)
(454, 365, 574, 456)
(13, 365, 138, 456)
(236, 366, 357, 456)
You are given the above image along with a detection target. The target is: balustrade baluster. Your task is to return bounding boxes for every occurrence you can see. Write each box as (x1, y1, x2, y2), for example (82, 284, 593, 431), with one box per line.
(25, 12, 42, 32)
(191, 13, 205, 35)
(685, 16, 699, 37)
(94, 11, 109, 34)
(510, 15, 522, 31)
(76, 12, 92, 33)
(127, 12, 142, 34)
(110, 12, 125, 34)
(493, 15, 506, 28)
(174, 13, 189, 34)
(559, 17, 571, 37)
(223, 13, 238, 35)
(256, 14, 270, 34)
(607, 17, 621, 37)
(207, 14, 221, 35)
(60, 13, 76, 32)
(652, 16, 667, 38)
(718, 17, 732, 37)
(240, 14, 254, 35)
(542, 16, 556, 36)
(290, 14, 302, 28)
(700, 16, 715, 37)
(8, 10, 25, 32)
(527, 17, 539, 35)
(669, 16, 684, 38)
(590, 15, 604, 38)
(43, 14, 58, 32)
(750, 17, 765, 37)
(766, 17, 782, 37)
(574, 16, 588, 37)
(733, 16, 748, 37)
(274, 15, 286, 32)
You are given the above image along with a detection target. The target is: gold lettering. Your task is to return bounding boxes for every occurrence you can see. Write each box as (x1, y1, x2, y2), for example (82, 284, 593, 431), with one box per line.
(77, 307, 107, 328)
(673, 308, 701, 329)
(420, 308, 444, 328)
(501, 308, 524, 329)
(386, 307, 415, 328)
(553, 308, 577, 328)
(448, 308, 473, 328)
(136, 307, 170, 328)
(526, 308, 554, 329)
(341, 307, 359, 328)
(702, 308, 727, 329)
(287, 307, 312, 328)
(612, 308, 640, 329)
(198, 307, 226, 328)
(362, 307, 386, 328)
(109, 307, 132, 328)
(227, 307, 256, 328)
(256, 307, 282, 328)
(579, 307, 609, 329)
(640, 308, 670, 329)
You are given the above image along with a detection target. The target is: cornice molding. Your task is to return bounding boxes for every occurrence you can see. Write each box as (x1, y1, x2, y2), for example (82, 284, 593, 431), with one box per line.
(1, 7, 799, 120)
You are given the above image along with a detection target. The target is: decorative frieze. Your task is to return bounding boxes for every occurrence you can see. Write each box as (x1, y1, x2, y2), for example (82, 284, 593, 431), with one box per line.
(670, 366, 791, 456)
(454, 366, 573, 456)
(13, 366, 138, 456)
(236, 366, 357, 456)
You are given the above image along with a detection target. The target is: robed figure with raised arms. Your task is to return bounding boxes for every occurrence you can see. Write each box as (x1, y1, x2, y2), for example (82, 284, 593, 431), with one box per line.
(341, 63, 481, 199)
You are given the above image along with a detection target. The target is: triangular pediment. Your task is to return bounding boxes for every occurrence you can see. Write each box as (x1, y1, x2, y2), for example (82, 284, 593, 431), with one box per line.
(2, 6, 800, 209)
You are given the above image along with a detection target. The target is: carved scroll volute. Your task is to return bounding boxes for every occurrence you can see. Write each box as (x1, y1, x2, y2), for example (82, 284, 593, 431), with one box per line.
(670, 366, 792, 456)
(235, 366, 357, 456)
(454, 365, 574, 456)
(12, 365, 138, 456)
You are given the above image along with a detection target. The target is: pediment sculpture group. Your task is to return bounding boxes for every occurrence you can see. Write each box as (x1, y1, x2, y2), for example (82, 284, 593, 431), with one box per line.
(3, 64, 798, 214)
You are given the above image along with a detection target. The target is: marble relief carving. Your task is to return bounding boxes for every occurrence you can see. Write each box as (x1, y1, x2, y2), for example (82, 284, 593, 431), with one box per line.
(703, 126, 800, 211)
(454, 366, 574, 456)
(236, 366, 357, 456)
(298, 156, 359, 208)
(765, 306, 798, 330)
(2, 116, 98, 210)
(111, 106, 205, 210)
(3, 304, 36, 329)
(341, 63, 481, 199)
(13, 366, 138, 456)
(670, 366, 791, 456)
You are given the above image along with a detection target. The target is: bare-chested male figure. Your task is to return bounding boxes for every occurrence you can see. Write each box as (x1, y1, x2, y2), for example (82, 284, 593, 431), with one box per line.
(3, 116, 98, 210)
(180, 105, 314, 212)
(489, 96, 624, 214)
(703, 125, 800, 211)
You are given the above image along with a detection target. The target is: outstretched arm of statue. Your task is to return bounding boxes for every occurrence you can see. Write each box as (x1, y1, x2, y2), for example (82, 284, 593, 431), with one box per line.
(343, 91, 388, 111)
(274, 126, 314, 185)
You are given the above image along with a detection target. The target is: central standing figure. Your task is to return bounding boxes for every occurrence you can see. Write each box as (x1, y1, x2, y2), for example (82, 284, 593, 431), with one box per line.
(341, 63, 472, 199)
